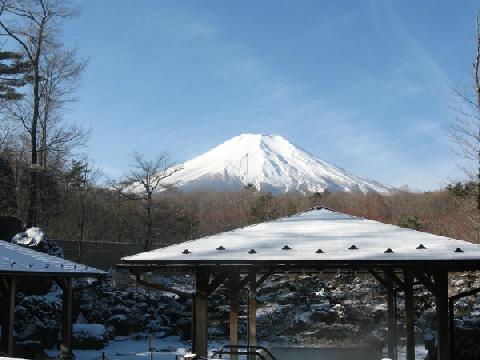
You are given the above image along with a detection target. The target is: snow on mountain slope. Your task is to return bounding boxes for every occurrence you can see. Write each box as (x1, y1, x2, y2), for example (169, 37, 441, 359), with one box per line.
(140, 134, 393, 194)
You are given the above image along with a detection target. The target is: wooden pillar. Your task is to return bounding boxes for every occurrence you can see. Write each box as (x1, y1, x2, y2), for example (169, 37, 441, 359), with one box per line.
(194, 269, 209, 357)
(387, 281, 396, 360)
(247, 268, 256, 353)
(404, 270, 415, 360)
(191, 295, 196, 352)
(434, 271, 450, 360)
(60, 277, 73, 360)
(1, 276, 16, 356)
(229, 270, 240, 360)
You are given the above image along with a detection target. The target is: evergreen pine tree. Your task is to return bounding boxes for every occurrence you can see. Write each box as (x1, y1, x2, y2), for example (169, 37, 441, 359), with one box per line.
(0, 155, 17, 216)
(0, 50, 29, 100)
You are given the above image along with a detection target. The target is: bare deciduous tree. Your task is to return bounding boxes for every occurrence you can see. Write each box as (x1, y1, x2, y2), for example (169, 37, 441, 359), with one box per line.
(113, 152, 182, 251)
(0, 0, 79, 226)
(38, 44, 88, 168)
(448, 13, 480, 214)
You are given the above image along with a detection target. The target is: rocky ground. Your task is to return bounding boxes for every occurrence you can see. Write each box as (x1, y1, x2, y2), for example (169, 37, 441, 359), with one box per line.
(5, 270, 480, 359)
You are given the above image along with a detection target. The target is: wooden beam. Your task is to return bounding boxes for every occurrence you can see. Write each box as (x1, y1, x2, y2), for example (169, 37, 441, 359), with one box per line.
(208, 272, 228, 296)
(137, 276, 191, 298)
(367, 268, 390, 289)
(387, 279, 396, 360)
(404, 270, 415, 360)
(412, 270, 438, 296)
(194, 269, 209, 357)
(0, 275, 8, 292)
(0, 276, 16, 356)
(60, 277, 73, 359)
(191, 295, 196, 353)
(256, 270, 274, 288)
(229, 270, 240, 360)
(385, 269, 406, 291)
(434, 270, 450, 360)
(247, 268, 257, 357)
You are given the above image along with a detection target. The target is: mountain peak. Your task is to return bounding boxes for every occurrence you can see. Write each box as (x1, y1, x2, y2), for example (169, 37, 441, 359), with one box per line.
(144, 134, 393, 194)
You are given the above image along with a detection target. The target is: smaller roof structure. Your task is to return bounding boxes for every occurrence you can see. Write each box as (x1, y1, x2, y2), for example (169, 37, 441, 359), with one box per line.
(0, 240, 106, 277)
(122, 208, 480, 270)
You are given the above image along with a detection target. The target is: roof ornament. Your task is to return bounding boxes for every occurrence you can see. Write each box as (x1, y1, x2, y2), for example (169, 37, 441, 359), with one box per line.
(315, 249, 324, 253)
(282, 245, 292, 250)
(454, 247, 464, 253)
(384, 248, 394, 253)
(216, 246, 226, 251)
(182, 249, 191, 254)
(348, 245, 358, 250)
(416, 244, 426, 249)
(248, 249, 257, 254)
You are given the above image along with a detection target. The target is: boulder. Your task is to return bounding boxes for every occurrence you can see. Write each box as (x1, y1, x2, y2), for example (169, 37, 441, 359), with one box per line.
(73, 324, 107, 350)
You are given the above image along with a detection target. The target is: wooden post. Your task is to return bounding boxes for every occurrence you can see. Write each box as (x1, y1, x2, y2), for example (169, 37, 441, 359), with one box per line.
(229, 270, 240, 360)
(191, 295, 196, 353)
(387, 280, 396, 360)
(404, 270, 415, 360)
(434, 271, 450, 360)
(0, 276, 16, 356)
(194, 269, 209, 357)
(247, 268, 256, 357)
(449, 298, 455, 360)
(60, 277, 73, 360)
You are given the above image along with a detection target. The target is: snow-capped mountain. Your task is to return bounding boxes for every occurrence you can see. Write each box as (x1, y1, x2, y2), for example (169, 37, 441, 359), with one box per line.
(140, 134, 393, 194)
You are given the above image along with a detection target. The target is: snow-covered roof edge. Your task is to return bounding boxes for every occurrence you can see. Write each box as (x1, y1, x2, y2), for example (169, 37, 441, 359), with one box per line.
(120, 207, 480, 267)
(0, 240, 107, 276)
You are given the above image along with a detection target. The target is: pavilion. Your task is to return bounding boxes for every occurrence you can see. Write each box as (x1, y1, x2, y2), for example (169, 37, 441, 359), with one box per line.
(120, 207, 480, 360)
(0, 240, 106, 359)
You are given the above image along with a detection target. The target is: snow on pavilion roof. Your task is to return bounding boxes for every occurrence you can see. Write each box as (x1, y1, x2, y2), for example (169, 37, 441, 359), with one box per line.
(0, 240, 106, 276)
(122, 208, 480, 267)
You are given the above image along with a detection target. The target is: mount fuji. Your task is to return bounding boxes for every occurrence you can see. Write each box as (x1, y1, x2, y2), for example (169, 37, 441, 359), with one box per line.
(143, 134, 393, 194)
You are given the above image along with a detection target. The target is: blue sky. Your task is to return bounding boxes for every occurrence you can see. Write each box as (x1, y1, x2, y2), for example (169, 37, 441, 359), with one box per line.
(62, 0, 478, 190)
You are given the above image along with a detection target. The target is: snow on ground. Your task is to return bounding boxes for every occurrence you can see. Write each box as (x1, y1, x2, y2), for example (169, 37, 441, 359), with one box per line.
(45, 336, 428, 360)
(46, 336, 192, 360)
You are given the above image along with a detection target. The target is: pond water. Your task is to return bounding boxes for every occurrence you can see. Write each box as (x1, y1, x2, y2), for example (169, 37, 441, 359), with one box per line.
(270, 347, 381, 360)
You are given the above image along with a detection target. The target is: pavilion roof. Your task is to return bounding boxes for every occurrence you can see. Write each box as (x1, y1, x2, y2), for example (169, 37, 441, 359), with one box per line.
(0, 240, 106, 277)
(121, 208, 480, 270)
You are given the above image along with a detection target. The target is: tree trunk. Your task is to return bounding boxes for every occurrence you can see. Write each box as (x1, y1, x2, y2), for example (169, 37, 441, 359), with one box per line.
(145, 191, 152, 251)
(27, 64, 40, 227)
(27, 22, 45, 227)
(78, 193, 86, 261)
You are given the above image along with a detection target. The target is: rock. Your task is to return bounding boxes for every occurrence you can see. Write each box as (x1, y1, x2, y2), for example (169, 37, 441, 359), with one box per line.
(14, 340, 47, 360)
(14, 284, 63, 348)
(73, 324, 107, 350)
(310, 310, 336, 324)
(310, 303, 332, 312)
(462, 315, 480, 328)
(311, 323, 359, 340)
(176, 317, 192, 341)
(454, 326, 480, 360)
